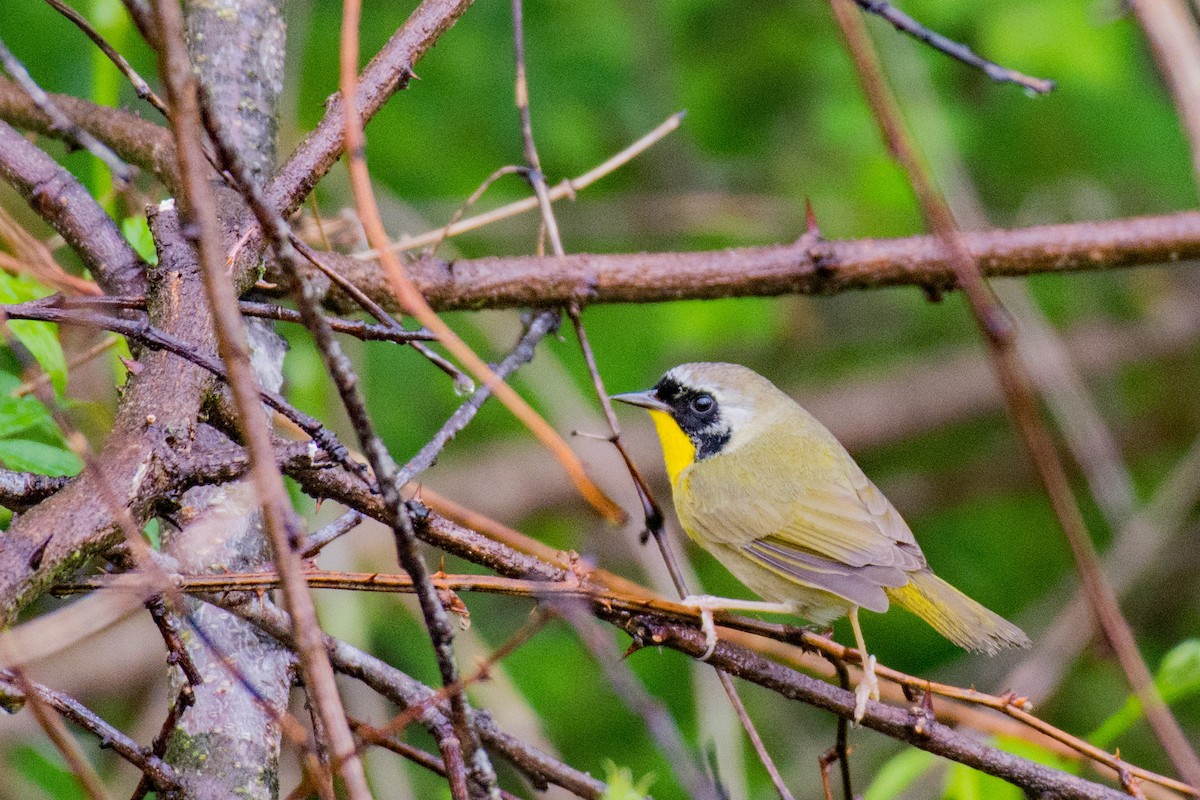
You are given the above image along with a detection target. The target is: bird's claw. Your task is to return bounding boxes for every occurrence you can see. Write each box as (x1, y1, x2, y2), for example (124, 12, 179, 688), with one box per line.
(853, 653, 879, 724)
(680, 595, 719, 661)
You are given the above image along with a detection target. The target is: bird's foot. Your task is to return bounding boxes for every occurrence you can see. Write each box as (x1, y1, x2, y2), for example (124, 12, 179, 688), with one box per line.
(680, 594, 720, 661)
(853, 653, 879, 725)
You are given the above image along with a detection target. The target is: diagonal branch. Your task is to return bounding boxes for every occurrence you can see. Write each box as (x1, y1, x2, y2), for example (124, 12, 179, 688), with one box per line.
(266, 0, 475, 217)
(829, 0, 1200, 787)
(0, 119, 145, 295)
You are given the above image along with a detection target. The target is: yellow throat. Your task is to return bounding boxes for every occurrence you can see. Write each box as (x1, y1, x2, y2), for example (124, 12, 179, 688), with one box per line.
(648, 409, 696, 486)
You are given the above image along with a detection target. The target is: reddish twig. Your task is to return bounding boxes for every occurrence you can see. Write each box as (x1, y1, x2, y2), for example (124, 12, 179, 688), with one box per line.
(828, 0, 1200, 788)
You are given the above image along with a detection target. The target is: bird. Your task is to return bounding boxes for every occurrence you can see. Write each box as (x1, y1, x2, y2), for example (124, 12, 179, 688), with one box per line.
(613, 362, 1029, 722)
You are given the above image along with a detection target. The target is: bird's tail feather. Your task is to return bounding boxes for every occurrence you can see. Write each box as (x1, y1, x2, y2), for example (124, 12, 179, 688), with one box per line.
(886, 571, 1030, 655)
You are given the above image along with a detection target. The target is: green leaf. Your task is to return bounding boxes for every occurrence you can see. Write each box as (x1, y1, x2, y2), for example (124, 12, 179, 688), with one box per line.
(7, 320, 67, 396)
(9, 743, 82, 799)
(943, 762, 983, 800)
(1090, 639, 1200, 748)
(0, 271, 67, 396)
(0, 269, 45, 304)
(599, 760, 654, 800)
(0, 395, 50, 438)
(865, 748, 937, 800)
(121, 216, 157, 265)
(0, 439, 82, 476)
(1158, 638, 1200, 698)
(993, 735, 1075, 773)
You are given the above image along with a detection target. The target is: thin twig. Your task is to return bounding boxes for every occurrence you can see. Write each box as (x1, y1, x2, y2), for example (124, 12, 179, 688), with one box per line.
(0, 35, 133, 183)
(351, 718, 527, 800)
(397, 309, 560, 485)
(4, 298, 358, 475)
(42, 0, 168, 114)
(300, 509, 365, 559)
(337, 0, 623, 524)
(7, 668, 113, 800)
(366, 607, 552, 750)
(828, 0, 1200, 788)
(289, 236, 471, 387)
(365, 111, 685, 256)
(239, 299, 437, 343)
(852, 0, 1054, 93)
(553, 596, 721, 800)
(127, 686, 192, 800)
(0, 668, 180, 795)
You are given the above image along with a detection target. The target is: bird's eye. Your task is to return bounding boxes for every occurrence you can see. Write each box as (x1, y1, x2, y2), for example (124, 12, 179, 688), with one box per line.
(689, 394, 715, 415)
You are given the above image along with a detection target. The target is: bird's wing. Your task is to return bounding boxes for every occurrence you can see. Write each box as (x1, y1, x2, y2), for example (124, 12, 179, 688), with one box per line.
(682, 427, 927, 574)
(741, 537, 904, 612)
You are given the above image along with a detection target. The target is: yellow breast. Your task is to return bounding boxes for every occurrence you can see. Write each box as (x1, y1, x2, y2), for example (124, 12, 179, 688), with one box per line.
(648, 409, 696, 486)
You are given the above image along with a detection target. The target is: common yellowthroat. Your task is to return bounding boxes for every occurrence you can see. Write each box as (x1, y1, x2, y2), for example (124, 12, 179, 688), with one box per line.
(614, 362, 1029, 721)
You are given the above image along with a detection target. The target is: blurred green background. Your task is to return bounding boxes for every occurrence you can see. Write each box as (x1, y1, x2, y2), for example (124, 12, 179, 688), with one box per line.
(2, 0, 1199, 798)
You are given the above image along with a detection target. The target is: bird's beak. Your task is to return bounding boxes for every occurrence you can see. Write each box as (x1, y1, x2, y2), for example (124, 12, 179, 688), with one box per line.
(611, 390, 672, 413)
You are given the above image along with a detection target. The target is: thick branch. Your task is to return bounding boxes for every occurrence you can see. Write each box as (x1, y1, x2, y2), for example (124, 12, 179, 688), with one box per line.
(288, 210, 1200, 312)
(0, 208, 221, 628)
(0, 119, 145, 295)
(0, 75, 177, 187)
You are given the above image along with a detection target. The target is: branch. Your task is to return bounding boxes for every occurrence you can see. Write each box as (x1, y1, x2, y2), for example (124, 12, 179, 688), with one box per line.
(0, 469, 71, 511)
(265, 0, 475, 217)
(0, 35, 133, 183)
(4, 298, 355, 473)
(0, 670, 180, 794)
(0, 75, 177, 185)
(0, 208, 227, 629)
(222, 595, 607, 799)
(853, 0, 1054, 93)
(202, 72, 488, 797)
(285, 210, 1200, 312)
(0, 119, 145, 295)
(42, 0, 167, 114)
(62, 566, 1177, 800)
(616, 615, 1132, 800)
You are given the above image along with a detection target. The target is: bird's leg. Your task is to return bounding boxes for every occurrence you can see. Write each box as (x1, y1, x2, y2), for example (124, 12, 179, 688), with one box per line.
(679, 595, 795, 660)
(849, 606, 878, 724)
